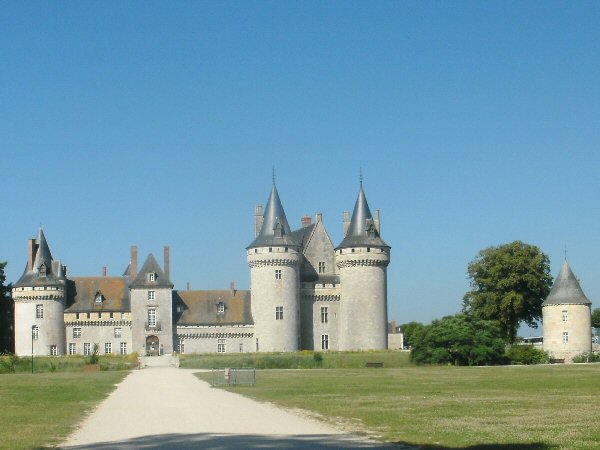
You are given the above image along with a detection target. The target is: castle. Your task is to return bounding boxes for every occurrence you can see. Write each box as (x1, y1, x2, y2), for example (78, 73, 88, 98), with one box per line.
(11, 181, 391, 357)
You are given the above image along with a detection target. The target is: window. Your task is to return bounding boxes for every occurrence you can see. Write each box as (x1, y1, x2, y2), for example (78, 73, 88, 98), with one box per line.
(217, 302, 225, 314)
(105, 342, 112, 354)
(178, 340, 185, 354)
(76, 313, 80, 320)
(321, 334, 329, 350)
(109, 312, 114, 319)
(69, 343, 76, 355)
(318, 262, 325, 273)
(321, 306, 328, 323)
(275, 306, 283, 320)
(36, 304, 43, 319)
(39, 264, 47, 276)
(98, 313, 103, 319)
(563, 332, 569, 344)
(562, 310, 568, 322)
(148, 272, 156, 282)
(148, 291, 155, 301)
(86, 312, 91, 319)
(50, 345, 57, 356)
(275, 270, 282, 280)
(148, 309, 156, 327)
(120, 342, 127, 355)
(114, 327, 122, 338)
(239, 343, 243, 353)
(32, 325, 39, 340)
(95, 293, 102, 303)
(73, 327, 81, 339)
(217, 338, 226, 353)
(84, 343, 91, 356)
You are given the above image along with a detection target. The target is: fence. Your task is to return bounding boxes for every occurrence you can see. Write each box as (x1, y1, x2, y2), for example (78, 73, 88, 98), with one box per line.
(211, 368, 256, 386)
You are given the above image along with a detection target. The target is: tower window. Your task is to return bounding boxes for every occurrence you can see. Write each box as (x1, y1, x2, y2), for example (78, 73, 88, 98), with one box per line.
(562, 310, 568, 322)
(321, 306, 328, 323)
(120, 342, 127, 355)
(563, 332, 569, 344)
(275, 270, 282, 280)
(217, 338, 226, 353)
(69, 343, 76, 355)
(269, 247, 272, 253)
(321, 334, 329, 350)
(50, 345, 57, 356)
(114, 327, 122, 338)
(318, 262, 325, 273)
(36, 304, 43, 319)
(148, 309, 157, 327)
(275, 306, 283, 320)
(148, 291, 155, 301)
(39, 264, 47, 276)
(32, 325, 39, 340)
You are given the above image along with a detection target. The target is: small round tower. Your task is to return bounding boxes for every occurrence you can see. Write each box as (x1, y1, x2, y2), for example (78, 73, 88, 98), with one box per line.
(247, 182, 301, 352)
(542, 260, 592, 363)
(12, 229, 67, 356)
(335, 183, 390, 350)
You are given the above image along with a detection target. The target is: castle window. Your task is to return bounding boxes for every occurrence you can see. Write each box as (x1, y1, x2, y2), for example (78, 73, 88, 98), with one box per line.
(256, 338, 259, 352)
(98, 313, 102, 319)
(321, 334, 329, 350)
(217, 302, 225, 314)
(367, 248, 371, 252)
(39, 264, 47, 276)
(73, 327, 81, 339)
(562, 310, 568, 322)
(351, 248, 355, 253)
(269, 247, 272, 253)
(86, 312, 91, 319)
(563, 332, 569, 344)
(318, 262, 325, 273)
(76, 313, 80, 320)
(36, 304, 43, 319)
(217, 338, 226, 353)
(50, 345, 57, 356)
(178, 340, 185, 354)
(105, 342, 112, 354)
(69, 343, 76, 355)
(83, 343, 91, 356)
(148, 291, 155, 301)
(275, 306, 283, 320)
(148, 309, 157, 327)
(95, 292, 103, 303)
(285, 247, 288, 252)
(120, 342, 127, 355)
(275, 270, 282, 280)
(114, 327, 122, 338)
(148, 272, 156, 282)
(109, 312, 114, 319)
(32, 325, 39, 340)
(321, 307, 328, 324)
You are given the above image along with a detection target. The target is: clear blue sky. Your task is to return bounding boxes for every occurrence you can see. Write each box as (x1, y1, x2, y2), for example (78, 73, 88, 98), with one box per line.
(2, 2, 599, 335)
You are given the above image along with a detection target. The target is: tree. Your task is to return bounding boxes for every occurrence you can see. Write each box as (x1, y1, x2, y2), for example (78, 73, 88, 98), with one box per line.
(399, 321, 425, 349)
(592, 308, 600, 329)
(410, 314, 506, 366)
(0, 262, 14, 353)
(462, 241, 552, 344)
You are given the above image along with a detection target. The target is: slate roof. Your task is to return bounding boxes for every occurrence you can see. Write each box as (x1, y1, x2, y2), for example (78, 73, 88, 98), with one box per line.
(542, 260, 591, 306)
(14, 229, 66, 288)
(336, 184, 390, 250)
(247, 183, 299, 249)
(65, 277, 130, 312)
(290, 223, 316, 249)
(129, 254, 173, 288)
(174, 290, 253, 326)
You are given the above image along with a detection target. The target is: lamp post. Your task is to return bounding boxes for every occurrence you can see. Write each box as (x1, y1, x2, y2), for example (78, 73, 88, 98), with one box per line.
(31, 325, 35, 374)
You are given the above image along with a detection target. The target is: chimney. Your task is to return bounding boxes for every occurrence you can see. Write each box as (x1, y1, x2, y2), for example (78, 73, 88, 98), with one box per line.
(316, 212, 322, 223)
(343, 210, 351, 236)
(230, 281, 236, 296)
(186, 282, 190, 291)
(375, 209, 381, 234)
(301, 215, 312, 228)
(102, 266, 107, 277)
(391, 320, 397, 334)
(130, 246, 138, 278)
(164, 245, 170, 280)
(27, 238, 36, 272)
(254, 205, 263, 237)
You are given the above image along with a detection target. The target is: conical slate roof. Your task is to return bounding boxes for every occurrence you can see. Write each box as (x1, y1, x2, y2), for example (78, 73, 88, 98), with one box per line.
(33, 228, 53, 274)
(130, 253, 173, 288)
(14, 228, 66, 288)
(336, 184, 389, 250)
(247, 183, 298, 249)
(542, 260, 591, 306)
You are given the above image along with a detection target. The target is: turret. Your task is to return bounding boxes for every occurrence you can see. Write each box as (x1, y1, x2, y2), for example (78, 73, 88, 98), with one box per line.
(12, 229, 67, 356)
(335, 183, 390, 350)
(247, 182, 301, 352)
(542, 260, 592, 362)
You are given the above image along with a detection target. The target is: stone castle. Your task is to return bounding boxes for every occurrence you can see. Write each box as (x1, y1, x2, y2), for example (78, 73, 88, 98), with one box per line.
(11, 181, 392, 357)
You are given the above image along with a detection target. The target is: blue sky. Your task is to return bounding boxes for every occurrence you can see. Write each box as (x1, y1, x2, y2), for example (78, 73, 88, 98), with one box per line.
(2, 2, 599, 334)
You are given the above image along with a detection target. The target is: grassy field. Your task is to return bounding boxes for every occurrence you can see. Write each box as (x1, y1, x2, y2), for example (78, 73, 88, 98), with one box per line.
(0, 354, 139, 374)
(0, 371, 128, 449)
(197, 364, 600, 449)
(180, 350, 411, 369)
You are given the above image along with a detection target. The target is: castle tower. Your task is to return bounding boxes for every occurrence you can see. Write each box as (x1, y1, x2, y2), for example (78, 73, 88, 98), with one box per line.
(542, 260, 592, 362)
(335, 183, 390, 350)
(12, 229, 67, 356)
(130, 249, 174, 356)
(247, 182, 301, 352)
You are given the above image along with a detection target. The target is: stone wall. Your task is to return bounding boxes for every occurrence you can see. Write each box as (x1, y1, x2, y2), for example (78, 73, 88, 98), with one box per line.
(176, 324, 254, 354)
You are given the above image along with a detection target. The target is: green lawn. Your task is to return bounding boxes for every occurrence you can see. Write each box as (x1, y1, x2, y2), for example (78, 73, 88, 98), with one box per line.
(198, 364, 600, 449)
(0, 371, 128, 449)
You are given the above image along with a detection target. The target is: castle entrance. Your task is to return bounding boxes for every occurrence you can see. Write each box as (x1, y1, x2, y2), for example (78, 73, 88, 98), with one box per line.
(146, 335, 160, 356)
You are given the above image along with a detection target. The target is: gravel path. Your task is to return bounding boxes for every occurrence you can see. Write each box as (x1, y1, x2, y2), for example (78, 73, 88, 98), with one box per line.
(61, 366, 396, 449)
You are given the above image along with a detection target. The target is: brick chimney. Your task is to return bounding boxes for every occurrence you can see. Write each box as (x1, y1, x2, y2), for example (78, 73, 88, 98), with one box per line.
(27, 238, 36, 272)
(254, 205, 263, 237)
(164, 245, 170, 280)
(375, 209, 381, 234)
(316, 212, 322, 223)
(230, 281, 236, 296)
(343, 210, 351, 235)
(390, 320, 398, 334)
(130, 246, 138, 278)
(102, 266, 107, 277)
(301, 215, 312, 228)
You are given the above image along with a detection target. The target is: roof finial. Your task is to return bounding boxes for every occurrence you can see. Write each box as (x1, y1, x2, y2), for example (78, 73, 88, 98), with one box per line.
(359, 168, 363, 187)
(563, 245, 568, 261)
(272, 166, 276, 185)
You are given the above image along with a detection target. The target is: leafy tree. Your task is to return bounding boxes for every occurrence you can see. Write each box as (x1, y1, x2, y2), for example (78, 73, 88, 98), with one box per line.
(399, 321, 425, 349)
(0, 262, 14, 353)
(591, 308, 600, 329)
(462, 241, 552, 344)
(410, 314, 506, 366)
(504, 345, 550, 365)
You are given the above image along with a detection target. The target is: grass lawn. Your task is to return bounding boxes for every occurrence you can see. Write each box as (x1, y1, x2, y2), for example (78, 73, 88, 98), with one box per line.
(197, 364, 600, 449)
(0, 371, 128, 449)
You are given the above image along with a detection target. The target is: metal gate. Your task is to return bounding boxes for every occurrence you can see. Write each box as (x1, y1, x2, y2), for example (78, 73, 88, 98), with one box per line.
(211, 368, 256, 386)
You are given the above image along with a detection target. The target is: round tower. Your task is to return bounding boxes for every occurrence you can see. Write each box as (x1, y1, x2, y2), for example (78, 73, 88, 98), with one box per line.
(335, 183, 390, 350)
(542, 260, 592, 363)
(12, 229, 67, 356)
(247, 182, 301, 352)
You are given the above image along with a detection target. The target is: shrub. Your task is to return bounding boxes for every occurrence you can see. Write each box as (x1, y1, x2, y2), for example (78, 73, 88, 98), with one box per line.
(505, 345, 550, 365)
(85, 344, 99, 365)
(572, 352, 600, 363)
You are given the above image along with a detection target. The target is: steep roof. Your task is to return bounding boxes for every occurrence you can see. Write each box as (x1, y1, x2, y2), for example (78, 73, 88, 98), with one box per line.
(174, 290, 252, 326)
(14, 228, 66, 288)
(65, 277, 130, 312)
(129, 254, 173, 288)
(542, 260, 591, 306)
(336, 184, 389, 249)
(247, 183, 299, 249)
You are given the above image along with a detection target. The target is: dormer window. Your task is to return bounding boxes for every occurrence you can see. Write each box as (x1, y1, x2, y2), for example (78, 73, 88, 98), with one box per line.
(366, 220, 376, 238)
(95, 292, 103, 303)
(273, 219, 284, 237)
(217, 302, 225, 314)
(39, 263, 47, 277)
(148, 272, 156, 282)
